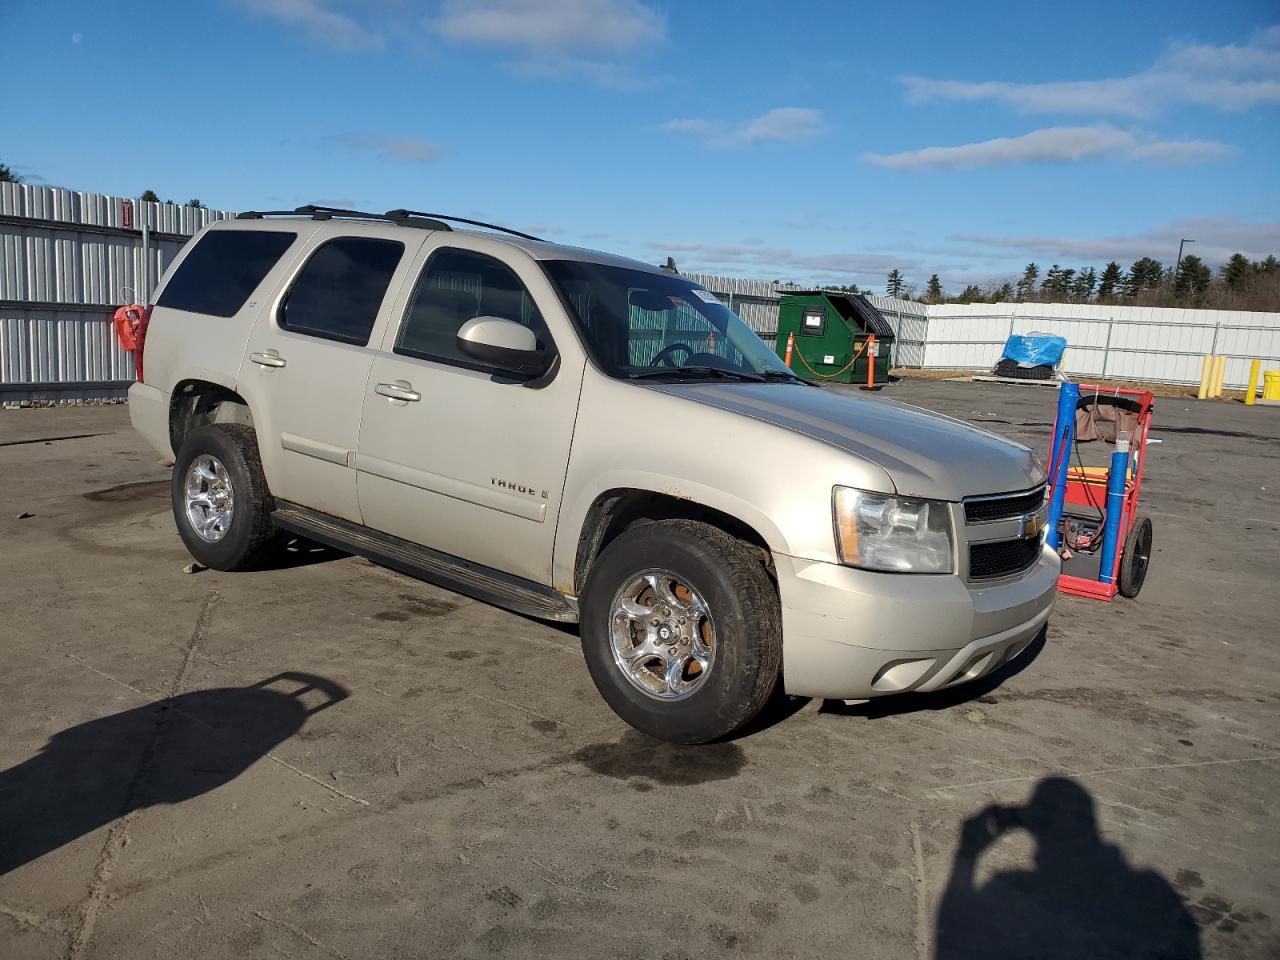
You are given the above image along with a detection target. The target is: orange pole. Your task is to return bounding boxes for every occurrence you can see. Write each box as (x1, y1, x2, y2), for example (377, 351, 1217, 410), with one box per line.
(784, 331, 795, 368)
(865, 335, 876, 388)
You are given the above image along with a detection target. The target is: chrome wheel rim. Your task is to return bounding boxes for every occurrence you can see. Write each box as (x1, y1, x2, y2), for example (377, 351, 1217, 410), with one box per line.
(184, 454, 234, 543)
(609, 570, 716, 701)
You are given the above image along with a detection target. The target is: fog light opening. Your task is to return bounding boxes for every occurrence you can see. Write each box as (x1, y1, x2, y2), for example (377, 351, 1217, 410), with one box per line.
(871, 658, 936, 693)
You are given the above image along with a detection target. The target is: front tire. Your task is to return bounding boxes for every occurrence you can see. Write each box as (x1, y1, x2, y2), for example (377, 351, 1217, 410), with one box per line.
(580, 519, 782, 744)
(171, 424, 278, 571)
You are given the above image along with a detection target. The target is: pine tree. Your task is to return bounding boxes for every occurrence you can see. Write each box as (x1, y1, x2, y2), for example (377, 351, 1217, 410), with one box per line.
(886, 269, 905, 298)
(1128, 257, 1164, 294)
(1174, 254, 1211, 297)
(1016, 263, 1039, 300)
(1097, 261, 1124, 301)
(1220, 253, 1252, 287)
(991, 282, 1014, 303)
(186, 198, 205, 209)
(0, 162, 21, 183)
(926, 274, 943, 303)
(1071, 267, 1097, 301)
(957, 284, 983, 303)
(1040, 265, 1060, 294)
(1042, 265, 1074, 297)
(140, 189, 160, 203)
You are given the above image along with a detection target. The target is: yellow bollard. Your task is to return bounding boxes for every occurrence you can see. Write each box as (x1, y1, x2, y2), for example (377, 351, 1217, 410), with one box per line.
(1211, 355, 1227, 398)
(1197, 354, 1213, 399)
(1245, 359, 1261, 405)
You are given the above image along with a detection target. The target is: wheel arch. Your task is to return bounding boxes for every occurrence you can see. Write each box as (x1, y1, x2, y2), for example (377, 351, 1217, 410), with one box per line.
(570, 486, 778, 596)
(169, 378, 256, 455)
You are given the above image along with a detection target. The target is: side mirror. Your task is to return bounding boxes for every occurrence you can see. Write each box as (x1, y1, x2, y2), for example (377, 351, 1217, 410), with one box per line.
(456, 316, 549, 377)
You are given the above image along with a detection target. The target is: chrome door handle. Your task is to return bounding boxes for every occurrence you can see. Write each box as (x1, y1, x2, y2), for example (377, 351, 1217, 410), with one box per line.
(250, 351, 287, 368)
(375, 381, 422, 403)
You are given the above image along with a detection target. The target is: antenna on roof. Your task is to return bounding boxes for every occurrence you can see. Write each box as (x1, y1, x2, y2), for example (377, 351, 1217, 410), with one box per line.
(660, 256, 679, 274)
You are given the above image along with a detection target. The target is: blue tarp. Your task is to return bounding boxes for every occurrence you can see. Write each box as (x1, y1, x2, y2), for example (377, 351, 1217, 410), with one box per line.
(1000, 332, 1067, 368)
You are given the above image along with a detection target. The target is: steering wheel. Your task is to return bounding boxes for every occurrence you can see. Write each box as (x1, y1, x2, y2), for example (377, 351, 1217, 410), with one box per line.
(650, 342, 693, 368)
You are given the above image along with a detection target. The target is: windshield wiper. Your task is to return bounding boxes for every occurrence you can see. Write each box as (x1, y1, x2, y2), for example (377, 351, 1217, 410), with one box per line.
(757, 370, 810, 385)
(627, 366, 766, 383)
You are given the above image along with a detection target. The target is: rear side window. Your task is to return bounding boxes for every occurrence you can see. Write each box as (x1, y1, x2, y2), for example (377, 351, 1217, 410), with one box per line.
(157, 230, 296, 317)
(279, 237, 404, 346)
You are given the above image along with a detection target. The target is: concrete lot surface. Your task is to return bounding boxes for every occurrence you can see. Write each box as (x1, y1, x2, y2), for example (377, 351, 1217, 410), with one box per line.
(1, 379, 1277, 960)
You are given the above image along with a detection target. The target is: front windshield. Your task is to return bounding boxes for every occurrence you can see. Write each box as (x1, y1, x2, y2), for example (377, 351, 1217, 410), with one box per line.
(541, 260, 799, 381)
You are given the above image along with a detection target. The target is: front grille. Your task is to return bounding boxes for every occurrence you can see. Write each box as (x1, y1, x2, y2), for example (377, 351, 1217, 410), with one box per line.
(969, 537, 1041, 580)
(964, 487, 1046, 524)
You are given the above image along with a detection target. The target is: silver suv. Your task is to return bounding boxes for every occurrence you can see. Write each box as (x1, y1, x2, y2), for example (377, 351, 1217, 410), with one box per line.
(129, 206, 1058, 743)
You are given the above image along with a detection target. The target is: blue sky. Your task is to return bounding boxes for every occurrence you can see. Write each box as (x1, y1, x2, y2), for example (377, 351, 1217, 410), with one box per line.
(6, 0, 1280, 293)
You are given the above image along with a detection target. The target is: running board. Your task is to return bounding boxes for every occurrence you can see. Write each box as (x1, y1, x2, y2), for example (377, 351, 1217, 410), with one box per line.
(271, 502, 579, 623)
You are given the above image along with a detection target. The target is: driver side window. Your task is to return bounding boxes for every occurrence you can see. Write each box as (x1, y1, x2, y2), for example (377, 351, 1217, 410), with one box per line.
(395, 247, 547, 369)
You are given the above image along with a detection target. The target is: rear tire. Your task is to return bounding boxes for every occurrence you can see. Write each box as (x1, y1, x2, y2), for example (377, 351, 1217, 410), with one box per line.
(1118, 515, 1152, 598)
(580, 519, 781, 744)
(171, 424, 278, 571)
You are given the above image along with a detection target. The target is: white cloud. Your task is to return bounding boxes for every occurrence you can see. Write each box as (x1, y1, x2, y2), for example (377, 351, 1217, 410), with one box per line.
(324, 133, 441, 163)
(662, 108, 828, 148)
(645, 240, 915, 284)
(864, 125, 1229, 170)
(430, 0, 666, 88)
(953, 216, 1280, 267)
(237, 0, 664, 86)
(238, 0, 383, 51)
(900, 26, 1280, 117)
(430, 0, 665, 54)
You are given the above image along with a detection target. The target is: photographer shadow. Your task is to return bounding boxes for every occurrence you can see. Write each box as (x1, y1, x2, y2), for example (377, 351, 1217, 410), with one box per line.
(0, 673, 347, 877)
(936, 777, 1201, 959)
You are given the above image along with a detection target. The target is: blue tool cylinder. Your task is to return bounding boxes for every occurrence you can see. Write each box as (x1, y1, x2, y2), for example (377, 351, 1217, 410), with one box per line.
(1098, 441, 1131, 584)
(1044, 382, 1079, 550)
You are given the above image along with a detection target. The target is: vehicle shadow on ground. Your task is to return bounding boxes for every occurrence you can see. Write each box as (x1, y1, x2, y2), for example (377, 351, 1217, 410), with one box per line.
(935, 777, 1201, 959)
(818, 625, 1048, 720)
(251, 535, 348, 570)
(0, 673, 347, 877)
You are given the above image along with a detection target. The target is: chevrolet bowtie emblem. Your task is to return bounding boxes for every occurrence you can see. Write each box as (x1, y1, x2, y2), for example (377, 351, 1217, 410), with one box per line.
(1019, 512, 1043, 538)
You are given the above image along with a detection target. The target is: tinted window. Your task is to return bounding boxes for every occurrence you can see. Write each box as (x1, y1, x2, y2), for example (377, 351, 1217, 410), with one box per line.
(396, 248, 547, 367)
(157, 230, 296, 317)
(279, 237, 404, 345)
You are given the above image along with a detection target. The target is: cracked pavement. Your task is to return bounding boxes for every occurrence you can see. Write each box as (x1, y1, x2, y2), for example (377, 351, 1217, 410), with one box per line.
(1, 379, 1277, 959)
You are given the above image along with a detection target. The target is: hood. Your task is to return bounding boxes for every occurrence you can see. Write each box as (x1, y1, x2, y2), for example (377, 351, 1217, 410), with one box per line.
(642, 382, 1044, 501)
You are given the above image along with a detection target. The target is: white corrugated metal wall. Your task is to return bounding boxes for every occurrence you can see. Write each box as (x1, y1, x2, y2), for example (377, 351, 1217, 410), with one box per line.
(0, 183, 231, 401)
(2, 185, 1277, 399)
(683, 275, 1279, 390)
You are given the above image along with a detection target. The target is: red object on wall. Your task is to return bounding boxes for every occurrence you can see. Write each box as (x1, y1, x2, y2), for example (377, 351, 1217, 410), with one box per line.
(113, 304, 152, 381)
(122, 199, 134, 229)
(113, 305, 144, 350)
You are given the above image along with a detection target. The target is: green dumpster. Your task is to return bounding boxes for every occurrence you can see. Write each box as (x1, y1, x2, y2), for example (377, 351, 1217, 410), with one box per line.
(775, 291, 895, 384)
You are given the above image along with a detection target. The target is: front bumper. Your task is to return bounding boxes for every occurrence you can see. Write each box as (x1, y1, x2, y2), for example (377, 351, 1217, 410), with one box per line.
(777, 544, 1059, 700)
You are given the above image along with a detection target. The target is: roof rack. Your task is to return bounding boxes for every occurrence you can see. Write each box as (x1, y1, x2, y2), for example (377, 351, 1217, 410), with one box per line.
(384, 210, 543, 242)
(233, 205, 540, 241)
(236, 205, 452, 231)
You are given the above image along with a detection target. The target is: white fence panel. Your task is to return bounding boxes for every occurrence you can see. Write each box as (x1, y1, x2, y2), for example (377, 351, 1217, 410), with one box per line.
(4, 184, 1280, 398)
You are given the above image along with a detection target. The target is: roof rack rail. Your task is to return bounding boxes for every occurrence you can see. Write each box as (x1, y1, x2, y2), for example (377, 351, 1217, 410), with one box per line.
(236, 205, 452, 231)
(384, 210, 543, 243)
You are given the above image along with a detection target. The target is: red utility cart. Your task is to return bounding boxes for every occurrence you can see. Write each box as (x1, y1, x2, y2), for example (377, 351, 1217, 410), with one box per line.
(1053, 386, 1155, 601)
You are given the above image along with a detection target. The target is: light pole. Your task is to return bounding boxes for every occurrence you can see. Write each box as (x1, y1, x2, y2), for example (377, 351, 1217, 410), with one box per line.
(1174, 238, 1195, 284)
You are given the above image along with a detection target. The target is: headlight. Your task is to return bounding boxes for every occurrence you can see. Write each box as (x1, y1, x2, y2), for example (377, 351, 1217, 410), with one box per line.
(833, 486, 954, 574)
